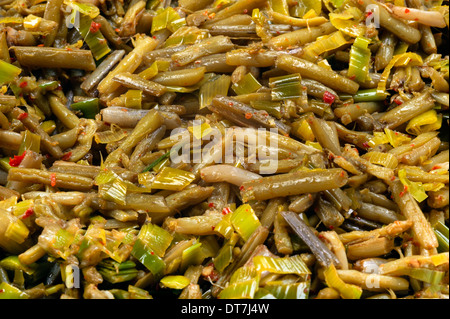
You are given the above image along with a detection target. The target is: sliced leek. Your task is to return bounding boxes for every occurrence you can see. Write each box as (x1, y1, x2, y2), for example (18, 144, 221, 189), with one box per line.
(348, 36, 371, 83)
(323, 263, 362, 299)
(230, 204, 261, 242)
(232, 73, 262, 96)
(0, 60, 22, 85)
(151, 167, 196, 191)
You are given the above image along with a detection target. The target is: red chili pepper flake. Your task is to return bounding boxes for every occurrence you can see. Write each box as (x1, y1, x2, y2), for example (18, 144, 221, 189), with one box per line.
(245, 112, 253, 119)
(208, 202, 215, 208)
(89, 21, 102, 33)
(404, 8, 410, 13)
(390, 175, 396, 181)
(362, 142, 370, 148)
(365, 11, 373, 18)
(66, 47, 73, 51)
(222, 207, 232, 215)
(21, 207, 34, 219)
(0, 289, 4, 293)
(239, 185, 244, 191)
(431, 165, 441, 170)
(150, 251, 155, 255)
(339, 171, 345, 177)
(17, 112, 28, 121)
(19, 81, 28, 88)
(37, 44, 44, 47)
(394, 98, 403, 105)
(9, 151, 26, 167)
(50, 173, 57, 187)
(211, 226, 215, 231)
(61, 152, 72, 161)
(348, 74, 356, 80)
(323, 91, 335, 105)
(328, 225, 334, 230)
(399, 185, 408, 197)
(228, 102, 234, 106)
(243, 9, 248, 14)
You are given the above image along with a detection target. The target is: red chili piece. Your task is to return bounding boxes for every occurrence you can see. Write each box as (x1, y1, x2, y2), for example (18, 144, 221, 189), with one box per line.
(8, 151, 26, 167)
(89, 21, 102, 33)
(61, 152, 72, 161)
(17, 112, 28, 121)
(323, 91, 336, 105)
(222, 207, 232, 215)
(21, 208, 34, 219)
(50, 173, 57, 187)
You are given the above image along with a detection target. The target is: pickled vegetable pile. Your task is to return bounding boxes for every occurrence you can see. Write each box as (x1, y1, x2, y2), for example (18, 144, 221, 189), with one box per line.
(0, 0, 449, 299)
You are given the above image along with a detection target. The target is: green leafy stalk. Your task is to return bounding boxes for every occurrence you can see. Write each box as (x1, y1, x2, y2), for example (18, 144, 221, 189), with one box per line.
(199, 75, 231, 109)
(230, 204, 261, 242)
(232, 73, 262, 96)
(98, 260, 139, 283)
(348, 36, 371, 83)
(77, 14, 111, 60)
(0, 282, 29, 299)
(0, 60, 22, 85)
(71, 98, 99, 119)
(269, 73, 304, 101)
